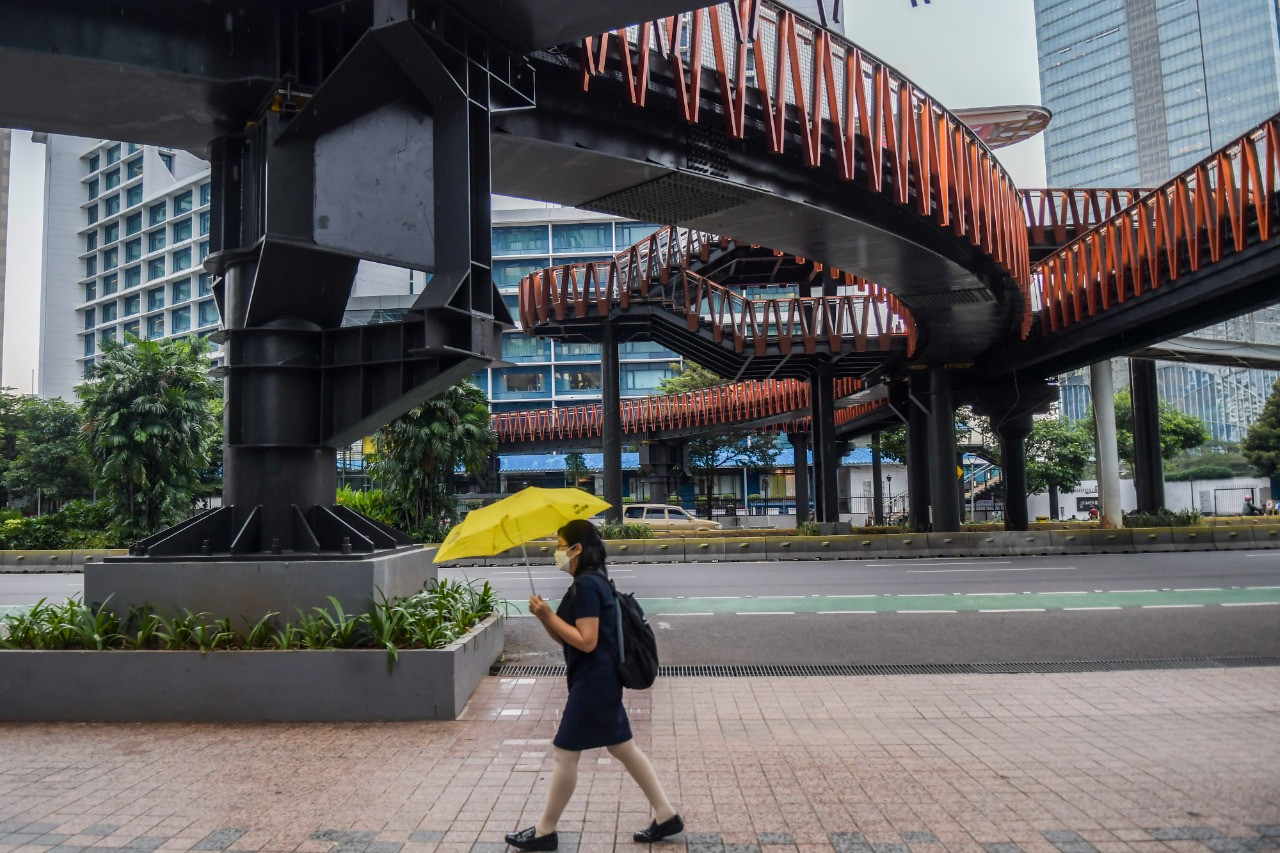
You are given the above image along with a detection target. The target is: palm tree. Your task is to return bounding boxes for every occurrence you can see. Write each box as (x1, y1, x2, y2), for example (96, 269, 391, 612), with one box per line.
(77, 335, 220, 540)
(368, 380, 496, 538)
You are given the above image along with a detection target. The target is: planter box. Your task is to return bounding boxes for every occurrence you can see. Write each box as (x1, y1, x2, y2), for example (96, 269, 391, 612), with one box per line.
(0, 614, 502, 722)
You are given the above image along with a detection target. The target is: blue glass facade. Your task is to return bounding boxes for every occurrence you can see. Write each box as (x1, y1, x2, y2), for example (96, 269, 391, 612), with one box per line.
(1035, 0, 1280, 442)
(480, 217, 683, 413)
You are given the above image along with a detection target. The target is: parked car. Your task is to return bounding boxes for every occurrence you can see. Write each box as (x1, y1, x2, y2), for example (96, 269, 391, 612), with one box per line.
(622, 503, 722, 532)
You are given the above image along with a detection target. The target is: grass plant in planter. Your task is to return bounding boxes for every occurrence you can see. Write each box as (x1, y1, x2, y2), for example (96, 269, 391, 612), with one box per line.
(0, 579, 504, 722)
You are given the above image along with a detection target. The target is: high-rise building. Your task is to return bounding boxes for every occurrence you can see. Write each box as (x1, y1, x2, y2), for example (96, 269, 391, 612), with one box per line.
(1034, 0, 1280, 442)
(35, 136, 683, 415)
(0, 127, 10, 383)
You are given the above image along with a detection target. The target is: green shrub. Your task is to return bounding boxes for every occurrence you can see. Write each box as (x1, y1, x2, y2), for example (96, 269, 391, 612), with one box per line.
(1165, 465, 1235, 482)
(796, 521, 821, 536)
(598, 521, 655, 540)
(1126, 508, 1203, 527)
(0, 500, 119, 550)
(335, 485, 400, 528)
(666, 495, 682, 504)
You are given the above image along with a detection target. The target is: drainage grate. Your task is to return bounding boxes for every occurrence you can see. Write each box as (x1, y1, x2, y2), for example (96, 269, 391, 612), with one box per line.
(493, 657, 1280, 678)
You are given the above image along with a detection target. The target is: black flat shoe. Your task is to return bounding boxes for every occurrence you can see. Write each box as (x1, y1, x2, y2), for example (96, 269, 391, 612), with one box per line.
(634, 813, 683, 843)
(505, 826, 558, 851)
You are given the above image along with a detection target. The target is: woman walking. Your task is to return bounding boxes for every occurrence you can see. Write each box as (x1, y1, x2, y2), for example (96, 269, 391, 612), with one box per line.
(506, 519, 683, 850)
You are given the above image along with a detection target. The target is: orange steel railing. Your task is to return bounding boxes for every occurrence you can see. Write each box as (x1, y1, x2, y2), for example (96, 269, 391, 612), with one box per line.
(575, 2, 1032, 329)
(1032, 114, 1280, 334)
(491, 376, 875, 444)
(1020, 188, 1149, 247)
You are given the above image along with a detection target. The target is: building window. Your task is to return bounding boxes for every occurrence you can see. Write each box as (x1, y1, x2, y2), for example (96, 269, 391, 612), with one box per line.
(101, 273, 117, 294)
(85, 256, 97, 278)
(172, 248, 192, 272)
(493, 259, 544, 287)
(88, 154, 99, 174)
(126, 158, 143, 180)
(172, 218, 192, 243)
(123, 320, 140, 339)
(102, 247, 118, 271)
(87, 178, 99, 200)
(174, 190, 193, 215)
(126, 143, 140, 155)
(101, 302, 117, 322)
(552, 223, 612, 253)
(124, 294, 140, 316)
(555, 367, 602, 392)
(85, 232, 97, 252)
(84, 336, 95, 357)
(100, 328, 116, 347)
(123, 266, 140, 289)
(146, 314, 164, 339)
(150, 201, 166, 226)
(199, 210, 210, 236)
(147, 258, 166, 281)
(84, 282, 96, 302)
(84, 308, 95, 329)
(147, 287, 165, 311)
(615, 222, 661, 247)
(104, 195, 120, 216)
(105, 144, 120, 165)
(126, 184, 143, 207)
(86, 205, 98, 225)
(198, 300, 219, 327)
(83, 359, 95, 379)
(199, 241, 209, 261)
(104, 169, 120, 190)
(171, 278, 191, 303)
(172, 306, 191, 333)
(199, 182, 211, 206)
(103, 222, 119, 243)
(160, 152, 174, 172)
(198, 273, 212, 296)
(492, 225, 548, 256)
(148, 230, 165, 252)
(124, 239, 141, 263)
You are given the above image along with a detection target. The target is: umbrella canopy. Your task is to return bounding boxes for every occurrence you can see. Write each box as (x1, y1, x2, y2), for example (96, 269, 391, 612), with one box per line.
(433, 487, 612, 563)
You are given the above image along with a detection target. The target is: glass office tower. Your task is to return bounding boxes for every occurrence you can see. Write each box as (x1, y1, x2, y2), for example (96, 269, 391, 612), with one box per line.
(1034, 0, 1280, 442)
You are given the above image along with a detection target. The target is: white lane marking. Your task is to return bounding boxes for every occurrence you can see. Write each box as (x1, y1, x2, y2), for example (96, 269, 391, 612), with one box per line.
(1108, 589, 1156, 593)
(1173, 588, 1223, 592)
(817, 610, 876, 614)
(900, 610, 957, 614)
(1039, 590, 1090, 595)
(1245, 585, 1280, 590)
(655, 612, 713, 616)
(1064, 607, 1122, 611)
(1221, 601, 1280, 607)
(964, 592, 1017, 596)
(905, 567, 1077, 573)
(1245, 553, 1280, 557)
(735, 611, 794, 616)
(869, 561, 1011, 568)
(978, 608, 1045, 613)
(698, 596, 742, 599)
(1141, 604, 1203, 609)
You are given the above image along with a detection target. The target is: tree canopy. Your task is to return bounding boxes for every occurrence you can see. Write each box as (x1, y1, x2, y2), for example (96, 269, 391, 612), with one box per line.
(1025, 417, 1093, 496)
(1243, 378, 1280, 478)
(3, 396, 93, 504)
(1110, 387, 1210, 463)
(77, 335, 221, 541)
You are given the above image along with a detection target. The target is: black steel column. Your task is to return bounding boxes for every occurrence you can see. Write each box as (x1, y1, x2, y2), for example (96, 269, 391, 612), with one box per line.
(601, 321, 622, 522)
(1130, 357, 1165, 513)
(809, 363, 839, 523)
(788, 433, 811, 524)
(871, 431, 885, 524)
(906, 395, 931, 530)
(927, 368, 961, 532)
(996, 412, 1033, 531)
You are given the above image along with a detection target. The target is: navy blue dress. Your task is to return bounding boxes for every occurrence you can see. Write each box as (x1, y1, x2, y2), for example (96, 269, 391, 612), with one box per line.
(553, 570, 633, 751)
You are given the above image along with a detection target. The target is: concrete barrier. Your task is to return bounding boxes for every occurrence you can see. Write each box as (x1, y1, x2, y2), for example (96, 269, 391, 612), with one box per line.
(1254, 526, 1280, 548)
(971, 533, 1006, 557)
(847, 535, 888, 557)
(606, 541, 645, 563)
(1049, 530, 1092, 554)
(643, 540, 684, 563)
(1212, 526, 1255, 550)
(1087, 529, 1135, 553)
(721, 537, 768, 561)
(926, 532, 976, 557)
(686, 539, 725, 561)
(1129, 528, 1176, 552)
(882, 534, 929, 558)
(0, 550, 128, 573)
(1169, 528, 1214, 551)
(1004, 531, 1060, 556)
(811, 536, 856, 560)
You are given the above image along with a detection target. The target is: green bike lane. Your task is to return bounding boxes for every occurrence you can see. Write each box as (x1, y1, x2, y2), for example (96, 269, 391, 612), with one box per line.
(504, 585, 1280, 616)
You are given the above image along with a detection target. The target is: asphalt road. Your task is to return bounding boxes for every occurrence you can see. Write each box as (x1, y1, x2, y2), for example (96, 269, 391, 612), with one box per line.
(5, 551, 1278, 664)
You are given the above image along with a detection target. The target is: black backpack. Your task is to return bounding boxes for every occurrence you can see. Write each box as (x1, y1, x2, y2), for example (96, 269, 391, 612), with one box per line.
(610, 579, 659, 689)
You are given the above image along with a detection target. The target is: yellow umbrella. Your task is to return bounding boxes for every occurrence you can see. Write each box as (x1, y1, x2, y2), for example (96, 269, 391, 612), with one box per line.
(433, 487, 612, 592)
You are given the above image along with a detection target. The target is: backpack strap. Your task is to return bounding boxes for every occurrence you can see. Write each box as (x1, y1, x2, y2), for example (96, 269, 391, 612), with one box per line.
(610, 579, 625, 668)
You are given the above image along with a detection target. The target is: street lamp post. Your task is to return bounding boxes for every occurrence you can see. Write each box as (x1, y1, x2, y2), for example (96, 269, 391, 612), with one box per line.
(885, 474, 892, 521)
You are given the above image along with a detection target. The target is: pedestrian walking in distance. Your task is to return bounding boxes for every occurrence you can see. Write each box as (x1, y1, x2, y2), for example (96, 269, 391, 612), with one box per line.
(506, 519, 683, 850)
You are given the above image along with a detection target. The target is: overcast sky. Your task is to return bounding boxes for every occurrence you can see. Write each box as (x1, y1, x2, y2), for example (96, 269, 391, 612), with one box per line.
(1, 0, 1044, 392)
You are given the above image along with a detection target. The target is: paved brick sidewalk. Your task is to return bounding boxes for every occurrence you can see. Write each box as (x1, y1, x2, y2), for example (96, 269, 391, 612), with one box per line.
(1, 668, 1278, 852)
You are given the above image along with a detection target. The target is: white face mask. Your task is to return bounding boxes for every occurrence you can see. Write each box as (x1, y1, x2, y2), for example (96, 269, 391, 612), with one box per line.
(554, 547, 573, 574)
